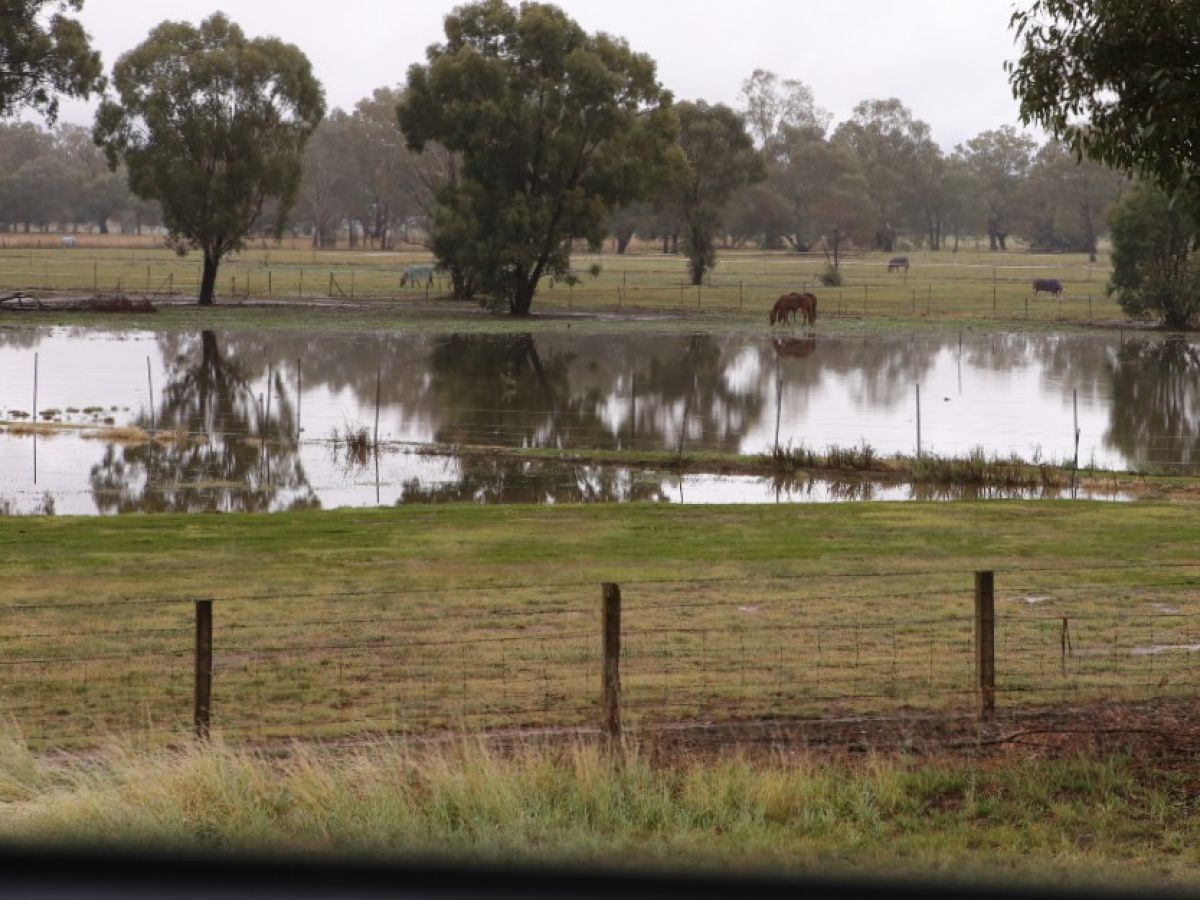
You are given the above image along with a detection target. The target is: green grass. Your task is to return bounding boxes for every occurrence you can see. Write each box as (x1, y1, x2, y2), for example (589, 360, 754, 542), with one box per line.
(0, 734, 1197, 885)
(2, 502, 1199, 747)
(0, 246, 1136, 332)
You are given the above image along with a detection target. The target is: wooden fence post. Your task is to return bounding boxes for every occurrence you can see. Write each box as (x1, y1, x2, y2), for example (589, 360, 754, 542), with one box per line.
(194, 599, 213, 739)
(601, 583, 622, 744)
(975, 571, 995, 721)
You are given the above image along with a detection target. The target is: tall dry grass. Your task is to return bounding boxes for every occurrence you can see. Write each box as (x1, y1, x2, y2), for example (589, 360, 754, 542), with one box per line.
(0, 730, 1195, 885)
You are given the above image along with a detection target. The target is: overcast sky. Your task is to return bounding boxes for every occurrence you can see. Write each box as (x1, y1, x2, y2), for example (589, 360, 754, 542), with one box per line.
(49, 0, 1038, 151)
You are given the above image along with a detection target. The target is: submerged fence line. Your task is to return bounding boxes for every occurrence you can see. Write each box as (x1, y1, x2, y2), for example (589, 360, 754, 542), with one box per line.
(0, 568, 1196, 747)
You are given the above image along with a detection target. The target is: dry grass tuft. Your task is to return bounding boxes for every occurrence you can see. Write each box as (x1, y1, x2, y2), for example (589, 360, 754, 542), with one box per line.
(80, 425, 150, 445)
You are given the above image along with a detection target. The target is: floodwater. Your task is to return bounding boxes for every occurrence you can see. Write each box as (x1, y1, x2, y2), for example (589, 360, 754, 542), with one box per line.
(0, 326, 1182, 514)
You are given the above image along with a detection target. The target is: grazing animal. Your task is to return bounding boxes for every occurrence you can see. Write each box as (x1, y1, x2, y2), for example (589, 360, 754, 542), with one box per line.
(769, 292, 818, 327)
(887, 256, 909, 272)
(1031, 278, 1064, 300)
(401, 264, 435, 287)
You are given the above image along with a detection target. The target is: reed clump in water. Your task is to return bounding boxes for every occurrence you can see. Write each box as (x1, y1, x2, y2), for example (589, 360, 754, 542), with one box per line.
(909, 447, 1069, 489)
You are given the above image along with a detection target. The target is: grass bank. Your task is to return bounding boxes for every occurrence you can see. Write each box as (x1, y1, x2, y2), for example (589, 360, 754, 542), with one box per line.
(0, 735, 1196, 886)
(2, 502, 1200, 746)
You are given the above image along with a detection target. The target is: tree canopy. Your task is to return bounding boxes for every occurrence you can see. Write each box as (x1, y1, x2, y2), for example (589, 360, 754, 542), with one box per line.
(1108, 182, 1200, 329)
(1009, 0, 1200, 217)
(664, 101, 762, 285)
(398, 0, 677, 314)
(94, 12, 325, 305)
(0, 0, 102, 121)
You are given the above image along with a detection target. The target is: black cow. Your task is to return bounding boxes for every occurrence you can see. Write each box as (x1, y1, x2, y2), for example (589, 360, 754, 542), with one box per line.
(887, 256, 909, 272)
(1032, 278, 1064, 299)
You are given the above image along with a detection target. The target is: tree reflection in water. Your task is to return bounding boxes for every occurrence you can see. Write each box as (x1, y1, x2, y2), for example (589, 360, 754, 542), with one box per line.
(1106, 337, 1200, 471)
(423, 332, 767, 454)
(397, 456, 668, 504)
(89, 331, 318, 512)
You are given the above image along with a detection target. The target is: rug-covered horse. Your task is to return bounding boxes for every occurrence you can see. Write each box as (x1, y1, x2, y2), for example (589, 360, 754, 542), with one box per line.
(769, 292, 818, 327)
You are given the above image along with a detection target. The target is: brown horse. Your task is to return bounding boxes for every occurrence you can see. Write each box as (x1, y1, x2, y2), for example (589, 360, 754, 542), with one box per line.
(769, 292, 818, 327)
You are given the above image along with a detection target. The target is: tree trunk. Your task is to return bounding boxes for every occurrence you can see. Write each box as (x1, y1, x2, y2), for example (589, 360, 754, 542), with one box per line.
(98, 218, 109, 235)
(616, 234, 631, 254)
(199, 253, 219, 306)
(510, 281, 535, 316)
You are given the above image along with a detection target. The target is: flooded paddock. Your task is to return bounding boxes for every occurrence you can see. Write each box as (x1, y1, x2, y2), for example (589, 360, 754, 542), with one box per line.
(0, 326, 1180, 514)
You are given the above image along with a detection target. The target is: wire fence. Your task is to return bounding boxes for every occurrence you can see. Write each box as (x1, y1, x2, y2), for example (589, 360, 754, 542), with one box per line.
(1, 566, 1197, 748)
(0, 247, 1126, 323)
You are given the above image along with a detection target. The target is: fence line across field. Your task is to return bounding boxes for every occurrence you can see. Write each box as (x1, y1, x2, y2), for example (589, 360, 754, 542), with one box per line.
(1, 568, 1197, 748)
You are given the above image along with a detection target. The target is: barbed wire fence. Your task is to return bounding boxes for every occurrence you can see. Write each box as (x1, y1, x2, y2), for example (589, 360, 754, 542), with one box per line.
(0, 566, 1197, 749)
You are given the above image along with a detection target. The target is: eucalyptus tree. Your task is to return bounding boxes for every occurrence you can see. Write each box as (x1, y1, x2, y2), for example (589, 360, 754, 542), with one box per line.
(0, 0, 102, 121)
(94, 13, 325, 305)
(398, 0, 677, 315)
(56, 122, 129, 232)
(1107, 183, 1200, 329)
(665, 101, 763, 284)
(832, 99, 930, 252)
(296, 109, 354, 248)
(958, 125, 1036, 251)
(738, 69, 830, 148)
(0, 121, 52, 229)
(766, 124, 861, 252)
(345, 87, 416, 250)
(1009, 0, 1200, 223)
(1022, 139, 1124, 258)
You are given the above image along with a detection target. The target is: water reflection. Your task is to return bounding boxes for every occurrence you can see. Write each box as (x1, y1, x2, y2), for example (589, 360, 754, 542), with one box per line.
(1106, 338, 1200, 471)
(88, 331, 318, 513)
(396, 456, 669, 504)
(0, 327, 1189, 514)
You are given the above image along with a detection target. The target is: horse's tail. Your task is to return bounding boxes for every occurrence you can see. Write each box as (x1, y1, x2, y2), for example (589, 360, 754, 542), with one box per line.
(810, 296, 817, 324)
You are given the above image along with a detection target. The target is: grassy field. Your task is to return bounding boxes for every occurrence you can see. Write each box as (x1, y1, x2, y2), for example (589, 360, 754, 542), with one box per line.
(0, 244, 1128, 328)
(2, 501, 1199, 747)
(1, 735, 1198, 885)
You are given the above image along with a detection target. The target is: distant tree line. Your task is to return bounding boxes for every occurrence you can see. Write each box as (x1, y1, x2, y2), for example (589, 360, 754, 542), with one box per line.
(609, 71, 1127, 268)
(0, 63, 1128, 298)
(0, 121, 160, 234)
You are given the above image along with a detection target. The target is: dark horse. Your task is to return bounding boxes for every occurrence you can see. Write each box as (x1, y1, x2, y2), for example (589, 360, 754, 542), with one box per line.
(887, 256, 910, 272)
(1032, 278, 1064, 299)
(769, 292, 817, 327)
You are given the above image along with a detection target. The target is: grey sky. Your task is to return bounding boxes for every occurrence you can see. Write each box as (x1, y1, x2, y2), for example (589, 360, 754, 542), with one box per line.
(50, 0, 1037, 151)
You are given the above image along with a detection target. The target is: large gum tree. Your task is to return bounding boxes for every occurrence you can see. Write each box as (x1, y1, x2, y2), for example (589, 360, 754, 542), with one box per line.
(398, 0, 677, 315)
(93, 13, 324, 305)
(0, 0, 102, 121)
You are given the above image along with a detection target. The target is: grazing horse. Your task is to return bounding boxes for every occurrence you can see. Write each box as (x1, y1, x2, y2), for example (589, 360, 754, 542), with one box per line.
(401, 264, 435, 287)
(769, 292, 818, 327)
(1032, 278, 1064, 300)
(887, 256, 910, 272)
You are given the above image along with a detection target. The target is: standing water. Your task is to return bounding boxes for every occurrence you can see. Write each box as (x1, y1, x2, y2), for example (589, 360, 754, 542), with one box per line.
(0, 327, 1177, 514)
